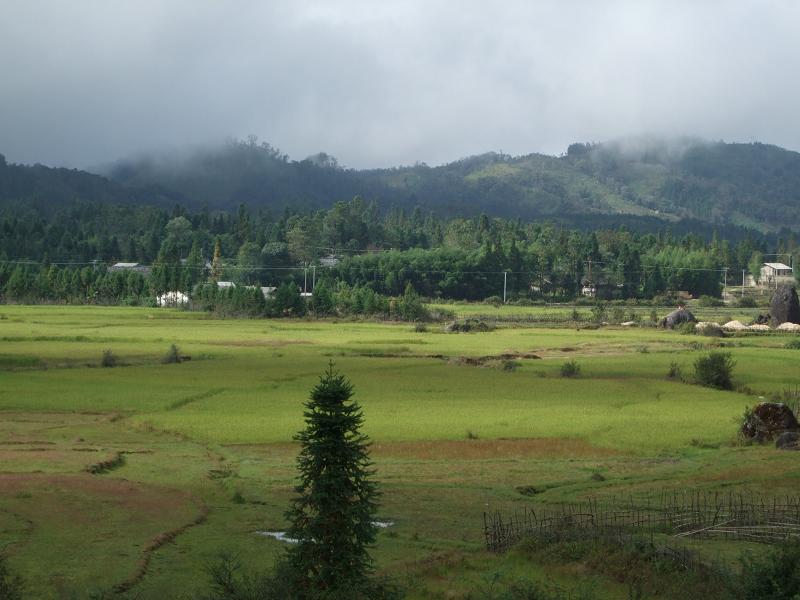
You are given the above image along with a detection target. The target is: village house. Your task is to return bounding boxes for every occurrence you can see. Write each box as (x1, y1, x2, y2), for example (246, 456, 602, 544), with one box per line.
(109, 262, 151, 275)
(760, 262, 794, 287)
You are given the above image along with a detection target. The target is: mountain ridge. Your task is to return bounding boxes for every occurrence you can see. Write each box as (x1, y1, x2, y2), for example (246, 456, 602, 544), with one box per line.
(2, 136, 799, 232)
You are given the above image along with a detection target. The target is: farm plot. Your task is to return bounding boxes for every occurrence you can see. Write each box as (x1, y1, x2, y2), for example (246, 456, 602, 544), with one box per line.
(0, 305, 799, 599)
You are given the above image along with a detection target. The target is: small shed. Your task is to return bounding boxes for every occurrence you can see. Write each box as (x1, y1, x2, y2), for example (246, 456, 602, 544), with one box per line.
(109, 262, 151, 275)
(761, 263, 794, 287)
(319, 255, 339, 268)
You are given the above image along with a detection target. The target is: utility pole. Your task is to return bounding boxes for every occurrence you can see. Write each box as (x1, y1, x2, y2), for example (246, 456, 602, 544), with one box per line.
(304, 263, 308, 294)
(312, 265, 316, 291)
(742, 269, 746, 298)
(503, 271, 507, 304)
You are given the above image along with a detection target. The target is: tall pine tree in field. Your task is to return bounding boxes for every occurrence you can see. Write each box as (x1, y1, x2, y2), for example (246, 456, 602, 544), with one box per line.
(285, 364, 379, 599)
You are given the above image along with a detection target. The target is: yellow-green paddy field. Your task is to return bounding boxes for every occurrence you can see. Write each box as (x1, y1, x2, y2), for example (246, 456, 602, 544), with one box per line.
(1, 304, 798, 598)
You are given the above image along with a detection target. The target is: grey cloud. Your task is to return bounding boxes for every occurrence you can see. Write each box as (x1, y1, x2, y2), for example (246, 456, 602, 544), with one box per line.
(1, 0, 799, 169)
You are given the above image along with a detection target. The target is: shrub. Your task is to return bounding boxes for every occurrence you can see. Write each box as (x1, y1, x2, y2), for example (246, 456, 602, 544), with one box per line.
(785, 339, 800, 350)
(738, 541, 800, 599)
(696, 295, 723, 307)
(738, 296, 757, 308)
(676, 322, 696, 335)
(466, 429, 479, 440)
(590, 303, 608, 323)
(610, 307, 625, 324)
(560, 360, 580, 378)
(197, 553, 291, 600)
(100, 349, 117, 368)
(395, 283, 430, 322)
(501, 360, 518, 372)
(693, 351, 735, 390)
(413, 323, 428, 333)
(485, 295, 503, 306)
(667, 361, 682, 380)
(162, 344, 181, 364)
(0, 554, 24, 600)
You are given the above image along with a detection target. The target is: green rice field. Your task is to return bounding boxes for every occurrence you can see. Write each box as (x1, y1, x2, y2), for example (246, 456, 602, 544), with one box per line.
(1, 304, 799, 598)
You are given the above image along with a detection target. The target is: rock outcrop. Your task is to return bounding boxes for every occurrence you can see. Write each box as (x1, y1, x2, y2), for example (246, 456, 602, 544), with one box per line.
(770, 284, 800, 326)
(659, 308, 696, 329)
(742, 402, 800, 442)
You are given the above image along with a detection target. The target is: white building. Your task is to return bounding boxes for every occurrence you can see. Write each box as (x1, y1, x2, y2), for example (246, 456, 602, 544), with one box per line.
(109, 262, 151, 275)
(760, 263, 794, 287)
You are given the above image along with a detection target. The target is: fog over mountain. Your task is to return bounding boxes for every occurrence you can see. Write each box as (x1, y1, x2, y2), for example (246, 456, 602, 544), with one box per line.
(1, 1, 800, 169)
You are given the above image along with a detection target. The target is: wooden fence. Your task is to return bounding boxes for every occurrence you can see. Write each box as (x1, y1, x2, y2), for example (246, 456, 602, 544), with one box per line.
(484, 492, 800, 553)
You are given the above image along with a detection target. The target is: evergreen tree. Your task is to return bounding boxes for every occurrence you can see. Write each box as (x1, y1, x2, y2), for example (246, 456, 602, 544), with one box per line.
(210, 238, 223, 282)
(285, 365, 379, 599)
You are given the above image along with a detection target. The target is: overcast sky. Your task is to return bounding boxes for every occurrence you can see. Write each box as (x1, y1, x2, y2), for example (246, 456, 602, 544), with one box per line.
(1, 0, 799, 169)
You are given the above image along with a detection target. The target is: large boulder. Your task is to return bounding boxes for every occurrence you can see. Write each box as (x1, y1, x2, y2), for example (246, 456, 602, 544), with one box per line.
(658, 307, 696, 329)
(751, 314, 770, 326)
(770, 284, 800, 326)
(776, 431, 800, 451)
(742, 402, 800, 442)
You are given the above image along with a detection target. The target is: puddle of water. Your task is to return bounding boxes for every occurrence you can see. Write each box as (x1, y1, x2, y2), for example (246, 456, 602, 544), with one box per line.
(256, 521, 394, 543)
(373, 520, 394, 528)
(255, 531, 298, 544)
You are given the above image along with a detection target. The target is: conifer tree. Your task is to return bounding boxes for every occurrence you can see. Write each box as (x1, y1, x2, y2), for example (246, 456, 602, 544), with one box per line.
(285, 365, 379, 599)
(210, 238, 223, 283)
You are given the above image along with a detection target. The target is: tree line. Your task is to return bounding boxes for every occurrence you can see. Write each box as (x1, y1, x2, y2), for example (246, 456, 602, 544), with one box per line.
(1, 197, 797, 311)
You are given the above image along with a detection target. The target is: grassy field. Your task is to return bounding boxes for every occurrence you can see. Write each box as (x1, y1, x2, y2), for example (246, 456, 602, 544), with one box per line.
(1, 305, 799, 598)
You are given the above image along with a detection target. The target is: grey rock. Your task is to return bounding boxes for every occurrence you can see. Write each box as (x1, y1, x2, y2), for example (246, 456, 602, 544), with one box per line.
(658, 308, 696, 329)
(770, 284, 800, 326)
(776, 431, 800, 450)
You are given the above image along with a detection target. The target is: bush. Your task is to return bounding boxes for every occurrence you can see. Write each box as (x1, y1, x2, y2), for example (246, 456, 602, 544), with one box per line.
(0, 554, 24, 600)
(738, 296, 757, 308)
(667, 361, 682, 380)
(738, 541, 800, 599)
(610, 307, 625, 324)
(394, 283, 430, 322)
(162, 344, 181, 364)
(413, 323, 428, 333)
(100, 349, 117, 368)
(697, 295, 723, 307)
(590, 303, 608, 323)
(785, 339, 800, 350)
(197, 553, 291, 600)
(693, 351, 736, 390)
(560, 359, 580, 378)
(676, 321, 697, 335)
(485, 295, 503, 306)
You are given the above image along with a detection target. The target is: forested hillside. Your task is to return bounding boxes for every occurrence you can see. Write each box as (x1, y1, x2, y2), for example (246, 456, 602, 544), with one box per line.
(98, 136, 800, 231)
(0, 153, 177, 212)
(2, 137, 800, 232)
